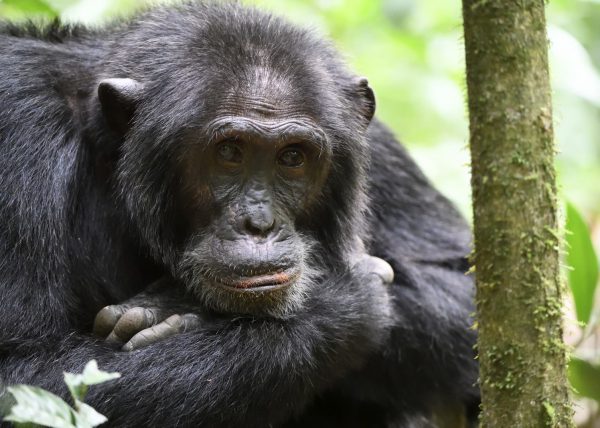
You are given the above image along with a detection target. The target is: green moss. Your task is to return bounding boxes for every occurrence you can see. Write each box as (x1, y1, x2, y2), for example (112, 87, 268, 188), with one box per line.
(543, 401, 556, 425)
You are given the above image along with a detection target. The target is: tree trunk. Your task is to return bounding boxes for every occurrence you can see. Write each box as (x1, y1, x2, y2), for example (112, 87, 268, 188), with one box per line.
(461, 1, 573, 426)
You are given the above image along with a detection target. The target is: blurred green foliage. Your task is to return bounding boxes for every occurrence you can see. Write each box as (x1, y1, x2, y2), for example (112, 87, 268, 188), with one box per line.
(570, 357, 600, 404)
(566, 201, 599, 326)
(566, 201, 600, 421)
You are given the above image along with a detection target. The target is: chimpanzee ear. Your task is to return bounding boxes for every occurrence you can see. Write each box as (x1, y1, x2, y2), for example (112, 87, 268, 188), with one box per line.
(355, 76, 376, 124)
(97, 78, 144, 135)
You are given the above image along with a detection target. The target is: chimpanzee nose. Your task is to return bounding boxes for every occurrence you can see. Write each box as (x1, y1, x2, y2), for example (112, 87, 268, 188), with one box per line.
(243, 211, 276, 236)
(240, 186, 276, 236)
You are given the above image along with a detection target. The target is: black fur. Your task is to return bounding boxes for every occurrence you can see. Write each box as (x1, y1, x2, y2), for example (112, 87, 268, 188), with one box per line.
(0, 2, 478, 426)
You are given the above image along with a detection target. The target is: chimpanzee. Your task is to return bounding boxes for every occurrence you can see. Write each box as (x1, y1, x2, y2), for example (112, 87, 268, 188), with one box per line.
(0, 2, 478, 427)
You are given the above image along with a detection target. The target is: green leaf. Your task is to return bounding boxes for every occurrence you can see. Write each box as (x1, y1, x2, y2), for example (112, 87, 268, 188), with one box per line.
(64, 360, 120, 401)
(569, 357, 600, 402)
(73, 400, 108, 428)
(63, 372, 88, 402)
(4, 385, 76, 428)
(80, 360, 120, 386)
(565, 201, 599, 325)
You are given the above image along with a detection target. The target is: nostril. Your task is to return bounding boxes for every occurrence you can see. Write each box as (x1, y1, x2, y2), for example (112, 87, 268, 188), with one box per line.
(244, 216, 275, 236)
(244, 219, 261, 235)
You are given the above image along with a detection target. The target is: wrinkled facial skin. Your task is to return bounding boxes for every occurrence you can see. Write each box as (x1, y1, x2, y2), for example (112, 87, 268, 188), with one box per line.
(175, 102, 332, 317)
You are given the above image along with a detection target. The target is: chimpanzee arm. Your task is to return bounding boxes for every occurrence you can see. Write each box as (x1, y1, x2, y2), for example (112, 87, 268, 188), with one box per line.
(343, 120, 479, 422)
(1, 259, 392, 428)
(92, 257, 394, 352)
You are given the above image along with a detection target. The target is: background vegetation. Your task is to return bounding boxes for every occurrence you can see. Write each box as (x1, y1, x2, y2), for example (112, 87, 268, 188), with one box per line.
(1, 0, 599, 424)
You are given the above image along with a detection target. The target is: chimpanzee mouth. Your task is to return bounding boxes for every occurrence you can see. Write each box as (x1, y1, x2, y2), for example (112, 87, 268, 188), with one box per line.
(213, 269, 301, 293)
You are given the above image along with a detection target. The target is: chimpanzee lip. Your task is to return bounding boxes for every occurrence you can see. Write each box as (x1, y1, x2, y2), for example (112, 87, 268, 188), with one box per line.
(214, 269, 300, 293)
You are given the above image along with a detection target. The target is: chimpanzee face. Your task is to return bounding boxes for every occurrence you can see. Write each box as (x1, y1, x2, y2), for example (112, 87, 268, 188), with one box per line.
(173, 81, 333, 316)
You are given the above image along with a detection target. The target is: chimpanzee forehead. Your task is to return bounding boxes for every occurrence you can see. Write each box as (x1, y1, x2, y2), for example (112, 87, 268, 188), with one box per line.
(212, 64, 320, 120)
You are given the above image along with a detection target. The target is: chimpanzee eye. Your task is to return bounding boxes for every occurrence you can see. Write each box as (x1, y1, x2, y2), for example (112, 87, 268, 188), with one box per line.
(217, 142, 243, 165)
(278, 147, 305, 168)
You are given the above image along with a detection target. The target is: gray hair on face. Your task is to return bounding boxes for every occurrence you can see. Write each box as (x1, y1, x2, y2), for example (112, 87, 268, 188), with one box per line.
(175, 233, 319, 319)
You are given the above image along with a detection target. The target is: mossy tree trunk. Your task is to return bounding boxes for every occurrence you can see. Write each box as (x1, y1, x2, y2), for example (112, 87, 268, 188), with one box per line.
(461, 1, 573, 426)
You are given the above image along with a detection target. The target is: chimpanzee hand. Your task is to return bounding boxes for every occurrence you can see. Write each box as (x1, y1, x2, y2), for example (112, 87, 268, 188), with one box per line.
(94, 255, 393, 352)
(353, 254, 394, 284)
(93, 278, 204, 351)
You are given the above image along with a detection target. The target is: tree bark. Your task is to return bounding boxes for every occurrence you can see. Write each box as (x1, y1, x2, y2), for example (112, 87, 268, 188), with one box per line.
(462, 1, 573, 426)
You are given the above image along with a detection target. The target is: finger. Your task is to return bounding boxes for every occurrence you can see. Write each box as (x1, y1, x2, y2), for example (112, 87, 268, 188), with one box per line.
(369, 256, 394, 284)
(122, 315, 182, 351)
(122, 314, 201, 352)
(106, 307, 161, 344)
(179, 313, 202, 333)
(93, 305, 129, 338)
(355, 255, 394, 284)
